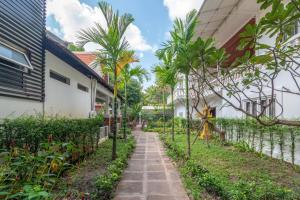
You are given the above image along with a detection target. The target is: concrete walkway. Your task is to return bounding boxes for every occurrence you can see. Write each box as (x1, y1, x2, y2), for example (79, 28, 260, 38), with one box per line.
(114, 129, 189, 200)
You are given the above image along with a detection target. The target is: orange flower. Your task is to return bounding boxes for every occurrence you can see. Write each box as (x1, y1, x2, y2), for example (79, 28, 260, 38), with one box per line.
(50, 159, 59, 172)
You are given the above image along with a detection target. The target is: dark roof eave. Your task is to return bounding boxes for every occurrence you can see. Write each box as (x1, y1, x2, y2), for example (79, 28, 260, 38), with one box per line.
(45, 36, 123, 100)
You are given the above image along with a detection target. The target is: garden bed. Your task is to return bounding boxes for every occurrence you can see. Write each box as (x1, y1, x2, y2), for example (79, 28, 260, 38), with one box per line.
(160, 134, 300, 200)
(0, 116, 135, 200)
(54, 137, 135, 199)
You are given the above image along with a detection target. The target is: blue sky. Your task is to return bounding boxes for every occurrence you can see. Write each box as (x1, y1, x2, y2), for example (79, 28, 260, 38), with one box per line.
(46, 0, 203, 88)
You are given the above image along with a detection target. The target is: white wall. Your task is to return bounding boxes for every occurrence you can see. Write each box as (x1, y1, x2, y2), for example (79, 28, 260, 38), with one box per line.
(0, 96, 43, 119)
(45, 51, 92, 118)
(175, 103, 186, 118)
(274, 70, 300, 119)
(213, 0, 258, 48)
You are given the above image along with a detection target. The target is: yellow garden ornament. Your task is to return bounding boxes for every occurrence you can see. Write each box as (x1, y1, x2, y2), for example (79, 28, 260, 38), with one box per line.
(197, 105, 213, 140)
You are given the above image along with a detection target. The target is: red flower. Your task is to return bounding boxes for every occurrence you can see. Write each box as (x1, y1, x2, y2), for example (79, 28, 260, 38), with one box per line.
(48, 134, 53, 143)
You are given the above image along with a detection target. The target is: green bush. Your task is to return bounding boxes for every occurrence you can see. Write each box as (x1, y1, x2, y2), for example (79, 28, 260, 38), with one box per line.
(118, 127, 132, 136)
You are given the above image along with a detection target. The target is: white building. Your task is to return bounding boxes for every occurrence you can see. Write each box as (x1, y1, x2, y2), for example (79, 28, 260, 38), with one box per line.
(45, 32, 122, 119)
(169, 0, 300, 120)
(0, 0, 122, 135)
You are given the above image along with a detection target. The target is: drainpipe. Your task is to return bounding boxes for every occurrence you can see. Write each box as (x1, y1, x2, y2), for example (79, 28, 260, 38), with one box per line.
(90, 77, 97, 118)
(42, 97, 45, 119)
(281, 86, 284, 119)
(90, 77, 93, 114)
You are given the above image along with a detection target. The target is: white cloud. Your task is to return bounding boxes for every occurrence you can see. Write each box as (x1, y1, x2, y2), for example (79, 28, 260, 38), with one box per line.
(46, 26, 62, 37)
(164, 31, 171, 40)
(139, 53, 144, 59)
(126, 25, 152, 51)
(163, 0, 204, 20)
(47, 0, 152, 51)
(151, 44, 159, 53)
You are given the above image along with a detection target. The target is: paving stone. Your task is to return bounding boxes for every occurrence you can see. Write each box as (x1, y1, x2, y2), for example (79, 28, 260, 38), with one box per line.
(168, 171, 181, 181)
(127, 163, 144, 171)
(115, 196, 142, 200)
(147, 154, 162, 160)
(123, 172, 144, 181)
(147, 195, 175, 200)
(117, 181, 143, 194)
(147, 172, 167, 180)
(147, 152, 160, 157)
(146, 164, 165, 171)
(135, 151, 146, 154)
(132, 154, 145, 159)
(146, 159, 162, 165)
(147, 181, 171, 195)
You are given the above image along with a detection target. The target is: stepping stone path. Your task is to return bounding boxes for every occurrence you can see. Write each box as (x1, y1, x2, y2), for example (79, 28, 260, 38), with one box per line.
(114, 128, 190, 200)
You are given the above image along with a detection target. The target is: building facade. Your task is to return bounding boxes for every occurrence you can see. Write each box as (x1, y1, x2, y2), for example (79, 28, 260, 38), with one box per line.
(0, 0, 46, 117)
(169, 0, 300, 120)
(0, 0, 122, 134)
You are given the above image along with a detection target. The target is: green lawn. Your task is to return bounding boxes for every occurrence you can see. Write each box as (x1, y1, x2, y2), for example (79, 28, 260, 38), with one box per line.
(163, 134, 300, 199)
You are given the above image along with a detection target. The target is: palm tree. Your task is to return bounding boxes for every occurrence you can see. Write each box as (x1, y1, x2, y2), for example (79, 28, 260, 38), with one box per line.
(154, 50, 177, 141)
(162, 10, 199, 157)
(78, 1, 134, 160)
(120, 61, 148, 139)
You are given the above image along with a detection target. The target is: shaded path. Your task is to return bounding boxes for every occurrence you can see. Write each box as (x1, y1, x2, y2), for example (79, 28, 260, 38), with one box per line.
(114, 127, 189, 200)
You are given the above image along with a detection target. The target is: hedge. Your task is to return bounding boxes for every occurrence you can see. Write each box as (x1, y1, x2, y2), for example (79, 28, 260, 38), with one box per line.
(0, 116, 104, 153)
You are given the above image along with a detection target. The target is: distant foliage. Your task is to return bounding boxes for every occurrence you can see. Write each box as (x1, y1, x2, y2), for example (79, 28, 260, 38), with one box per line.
(67, 43, 85, 52)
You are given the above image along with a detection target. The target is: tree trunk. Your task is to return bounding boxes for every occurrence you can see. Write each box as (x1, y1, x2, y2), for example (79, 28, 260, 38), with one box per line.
(123, 81, 127, 140)
(163, 88, 166, 135)
(171, 87, 175, 141)
(185, 73, 191, 158)
(112, 65, 117, 160)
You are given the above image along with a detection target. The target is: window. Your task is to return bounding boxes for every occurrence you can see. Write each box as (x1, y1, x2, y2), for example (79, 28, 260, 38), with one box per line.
(210, 107, 216, 117)
(77, 83, 89, 92)
(0, 41, 32, 71)
(245, 102, 251, 114)
(293, 20, 300, 35)
(252, 101, 257, 116)
(0, 58, 24, 90)
(50, 70, 70, 85)
(269, 98, 275, 117)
